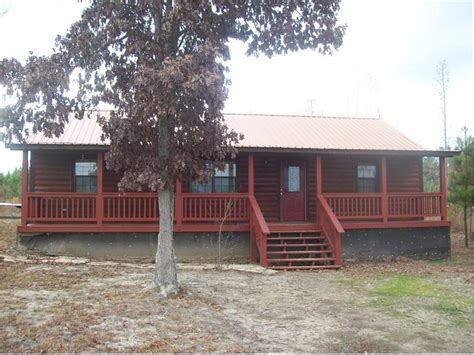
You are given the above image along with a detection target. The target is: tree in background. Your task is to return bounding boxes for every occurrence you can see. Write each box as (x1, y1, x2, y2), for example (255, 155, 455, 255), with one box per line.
(436, 60, 449, 150)
(0, 1, 345, 296)
(0, 168, 21, 201)
(423, 157, 440, 192)
(448, 127, 474, 247)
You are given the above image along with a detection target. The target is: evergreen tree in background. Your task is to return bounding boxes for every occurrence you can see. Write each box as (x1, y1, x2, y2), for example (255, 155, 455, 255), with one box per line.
(448, 127, 474, 247)
(423, 157, 440, 192)
(0, 168, 21, 201)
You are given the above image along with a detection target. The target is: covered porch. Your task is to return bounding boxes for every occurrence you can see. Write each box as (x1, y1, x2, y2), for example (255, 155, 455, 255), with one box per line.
(19, 150, 449, 229)
(19, 148, 450, 268)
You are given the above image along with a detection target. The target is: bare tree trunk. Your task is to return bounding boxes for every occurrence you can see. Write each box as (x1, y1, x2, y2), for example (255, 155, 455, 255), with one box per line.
(436, 60, 449, 150)
(154, 186, 178, 296)
(469, 206, 473, 248)
(154, 114, 178, 296)
(464, 204, 469, 248)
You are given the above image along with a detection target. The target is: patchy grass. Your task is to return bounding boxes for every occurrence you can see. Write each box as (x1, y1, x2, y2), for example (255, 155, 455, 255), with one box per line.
(368, 274, 474, 325)
(370, 275, 441, 298)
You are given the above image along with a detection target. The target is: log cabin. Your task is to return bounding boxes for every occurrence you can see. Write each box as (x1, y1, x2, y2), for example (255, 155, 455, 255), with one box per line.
(8, 113, 456, 270)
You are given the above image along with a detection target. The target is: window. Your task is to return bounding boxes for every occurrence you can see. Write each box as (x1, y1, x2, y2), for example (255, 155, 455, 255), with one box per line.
(284, 166, 301, 192)
(75, 161, 97, 192)
(190, 163, 236, 193)
(357, 164, 377, 192)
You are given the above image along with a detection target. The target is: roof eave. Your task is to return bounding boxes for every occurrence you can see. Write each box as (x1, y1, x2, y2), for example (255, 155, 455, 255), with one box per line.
(8, 142, 460, 157)
(236, 146, 460, 157)
(7, 143, 109, 151)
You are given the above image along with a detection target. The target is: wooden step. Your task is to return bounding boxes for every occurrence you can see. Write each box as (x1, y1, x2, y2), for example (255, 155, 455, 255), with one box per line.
(270, 265, 341, 270)
(267, 236, 325, 241)
(268, 257, 336, 263)
(268, 229, 322, 233)
(267, 250, 333, 255)
(267, 243, 329, 248)
(267, 224, 320, 233)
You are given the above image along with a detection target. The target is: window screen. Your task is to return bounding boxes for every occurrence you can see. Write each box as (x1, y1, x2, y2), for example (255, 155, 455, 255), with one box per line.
(357, 164, 377, 192)
(75, 161, 97, 193)
(190, 163, 236, 193)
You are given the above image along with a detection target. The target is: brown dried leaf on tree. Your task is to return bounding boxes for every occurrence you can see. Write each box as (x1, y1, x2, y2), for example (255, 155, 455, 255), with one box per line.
(0, 0, 345, 296)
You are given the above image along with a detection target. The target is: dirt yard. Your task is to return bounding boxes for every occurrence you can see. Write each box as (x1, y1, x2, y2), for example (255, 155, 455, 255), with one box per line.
(0, 211, 473, 352)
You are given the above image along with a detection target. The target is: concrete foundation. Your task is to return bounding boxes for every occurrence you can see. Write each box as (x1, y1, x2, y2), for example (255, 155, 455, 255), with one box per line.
(18, 226, 451, 262)
(18, 232, 250, 262)
(342, 227, 451, 260)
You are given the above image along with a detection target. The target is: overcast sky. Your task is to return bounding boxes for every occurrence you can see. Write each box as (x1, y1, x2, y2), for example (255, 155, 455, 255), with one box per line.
(0, 0, 472, 173)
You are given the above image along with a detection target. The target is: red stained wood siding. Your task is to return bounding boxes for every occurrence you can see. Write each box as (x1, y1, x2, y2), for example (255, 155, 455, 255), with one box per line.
(321, 155, 422, 193)
(30, 150, 141, 193)
(31, 151, 84, 192)
(29, 150, 423, 223)
(386, 156, 422, 192)
(103, 167, 123, 192)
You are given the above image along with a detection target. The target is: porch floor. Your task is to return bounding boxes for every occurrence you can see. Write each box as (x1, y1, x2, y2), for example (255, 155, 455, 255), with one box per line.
(267, 222, 320, 233)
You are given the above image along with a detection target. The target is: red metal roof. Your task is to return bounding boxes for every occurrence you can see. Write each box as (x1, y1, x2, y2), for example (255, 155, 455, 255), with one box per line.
(25, 114, 107, 146)
(225, 113, 424, 151)
(21, 112, 427, 152)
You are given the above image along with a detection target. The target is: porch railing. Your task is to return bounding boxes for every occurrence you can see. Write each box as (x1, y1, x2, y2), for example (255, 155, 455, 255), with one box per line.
(324, 193, 382, 220)
(324, 192, 443, 221)
(27, 192, 97, 222)
(181, 193, 249, 222)
(25, 192, 250, 224)
(249, 195, 270, 267)
(103, 193, 159, 222)
(26, 191, 445, 226)
(317, 195, 343, 265)
(388, 192, 442, 218)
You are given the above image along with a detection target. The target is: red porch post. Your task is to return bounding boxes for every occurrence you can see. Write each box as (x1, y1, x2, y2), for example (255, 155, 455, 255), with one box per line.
(248, 154, 257, 262)
(248, 154, 254, 196)
(96, 152, 104, 226)
(175, 179, 183, 226)
(381, 156, 388, 222)
(316, 155, 322, 195)
(21, 150, 28, 227)
(440, 156, 448, 220)
(316, 155, 322, 226)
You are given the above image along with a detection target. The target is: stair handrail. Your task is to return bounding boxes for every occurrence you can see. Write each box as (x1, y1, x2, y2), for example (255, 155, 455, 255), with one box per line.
(317, 195, 344, 266)
(248, 195, 270, 267)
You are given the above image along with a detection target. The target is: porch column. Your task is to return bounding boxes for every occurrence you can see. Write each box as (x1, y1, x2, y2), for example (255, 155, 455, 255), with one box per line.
(316, 155, 322, 225)
(440, 156, 448, 220)
(21, 150, 28, 227)
(248, 154, 257, 262)
(96, 152, 104, 226)
(381, 157, 388, 222)
(316, 155, 322, 196)
(248, 154, 254, 196)
(175, 179, 183, 227)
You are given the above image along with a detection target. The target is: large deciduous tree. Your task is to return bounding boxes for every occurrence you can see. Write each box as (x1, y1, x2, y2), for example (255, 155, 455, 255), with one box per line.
(0, 0, 345, 296)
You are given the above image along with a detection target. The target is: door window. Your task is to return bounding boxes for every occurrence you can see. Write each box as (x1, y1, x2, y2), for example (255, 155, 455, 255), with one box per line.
(285, 166, 300, 192)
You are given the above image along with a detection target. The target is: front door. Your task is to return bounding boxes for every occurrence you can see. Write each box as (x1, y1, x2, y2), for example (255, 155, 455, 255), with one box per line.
(280, 161, 305, 221)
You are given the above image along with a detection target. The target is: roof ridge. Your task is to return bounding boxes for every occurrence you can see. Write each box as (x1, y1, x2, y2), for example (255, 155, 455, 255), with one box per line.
(70, 110, 381, 121)
(223, 112, 381, 120)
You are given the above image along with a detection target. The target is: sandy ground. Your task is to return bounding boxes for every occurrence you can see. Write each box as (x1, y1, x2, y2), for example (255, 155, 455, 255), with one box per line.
(0, 210, 473, 352)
